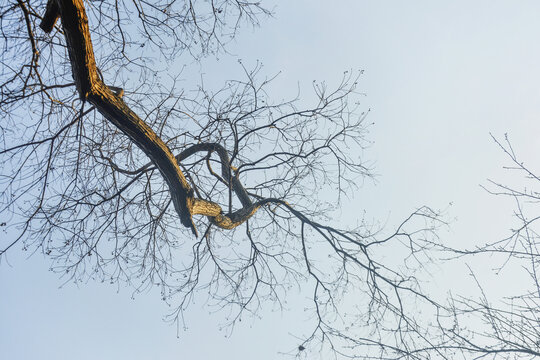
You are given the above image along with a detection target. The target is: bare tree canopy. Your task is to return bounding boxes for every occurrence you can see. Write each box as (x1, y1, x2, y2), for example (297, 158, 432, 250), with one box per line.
(444, 135, 540, 359)
(1, 1, 539, 359)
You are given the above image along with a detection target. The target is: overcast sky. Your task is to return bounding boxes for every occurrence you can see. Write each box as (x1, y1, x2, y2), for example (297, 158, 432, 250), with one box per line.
(2, 1, 540, 359)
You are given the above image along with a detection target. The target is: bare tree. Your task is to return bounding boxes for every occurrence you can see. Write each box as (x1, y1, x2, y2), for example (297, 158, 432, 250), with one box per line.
(0, 1, 490, 358)
(419, 135, 540, 360)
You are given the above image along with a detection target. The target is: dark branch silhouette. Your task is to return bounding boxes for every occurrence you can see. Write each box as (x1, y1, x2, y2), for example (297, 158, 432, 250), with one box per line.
(3, 1, 538, 359)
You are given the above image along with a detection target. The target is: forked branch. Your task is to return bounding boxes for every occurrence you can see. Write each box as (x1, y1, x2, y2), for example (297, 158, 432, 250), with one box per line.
(40, 0, 263, 235)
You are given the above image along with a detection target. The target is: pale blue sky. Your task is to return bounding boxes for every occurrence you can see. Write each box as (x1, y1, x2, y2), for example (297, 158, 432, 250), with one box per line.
(2, 1, 540, 359)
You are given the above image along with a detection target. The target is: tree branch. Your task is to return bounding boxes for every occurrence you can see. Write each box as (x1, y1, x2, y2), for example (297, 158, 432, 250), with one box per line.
(40, 0, 198, 235)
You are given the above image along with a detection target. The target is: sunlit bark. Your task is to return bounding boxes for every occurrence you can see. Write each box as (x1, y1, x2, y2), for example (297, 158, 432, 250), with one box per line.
(40, 0, 261, 235)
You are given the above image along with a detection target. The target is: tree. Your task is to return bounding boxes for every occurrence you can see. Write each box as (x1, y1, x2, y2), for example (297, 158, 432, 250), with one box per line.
(436, 135, 540, 359)
(3, 1, 538, 359)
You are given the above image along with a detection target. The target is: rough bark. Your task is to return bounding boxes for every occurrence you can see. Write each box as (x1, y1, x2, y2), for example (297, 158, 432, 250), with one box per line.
(40, 0, 262, 235)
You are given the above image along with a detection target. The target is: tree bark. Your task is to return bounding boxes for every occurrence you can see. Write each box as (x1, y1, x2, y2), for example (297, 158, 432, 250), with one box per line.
(41, 0, 198, 234)
(40, 0, 264, 235)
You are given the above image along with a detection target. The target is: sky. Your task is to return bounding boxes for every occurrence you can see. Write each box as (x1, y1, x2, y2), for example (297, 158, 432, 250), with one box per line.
(2, 1, 540, 359)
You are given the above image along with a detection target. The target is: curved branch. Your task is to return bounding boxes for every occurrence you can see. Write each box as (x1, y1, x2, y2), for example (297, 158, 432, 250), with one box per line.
(191, 198, 260, 229)
(40, 0, 198, 235)
(176, 143, 252, 208)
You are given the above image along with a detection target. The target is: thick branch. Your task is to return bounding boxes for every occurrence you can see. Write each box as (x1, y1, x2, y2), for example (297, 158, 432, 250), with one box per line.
(39, 0, 60, 33)
(177, 143, 252, 208)
(39, 0, 267, 234)
(40, 0, 197, 235)
(191, 199, 260, 230)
